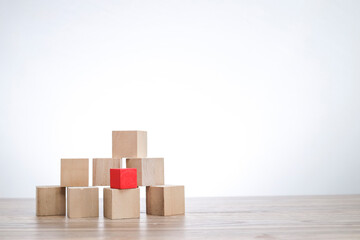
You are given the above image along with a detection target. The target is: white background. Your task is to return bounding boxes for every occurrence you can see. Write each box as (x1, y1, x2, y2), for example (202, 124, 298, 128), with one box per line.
(1, 0, 360, 198)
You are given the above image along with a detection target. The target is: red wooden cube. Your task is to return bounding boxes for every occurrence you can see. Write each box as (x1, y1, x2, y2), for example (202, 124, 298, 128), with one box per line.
(110, 168, 137, 189)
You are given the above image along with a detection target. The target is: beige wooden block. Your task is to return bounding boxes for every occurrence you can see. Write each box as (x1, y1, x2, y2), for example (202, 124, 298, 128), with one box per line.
(146, 185, 185, 216)
(67, 187, 99, 218)
(126, 158, 164, 186)
(103, 187, 140, 219)
(112, 131, 147, 158)
(92, 158, 122, 186)
(60, 158, 89, 187)
(36, 186, 65, 216)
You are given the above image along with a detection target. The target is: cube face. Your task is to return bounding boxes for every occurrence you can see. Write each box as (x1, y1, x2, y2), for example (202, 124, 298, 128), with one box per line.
(126, 158, 164, 186)
(146, 185, 185, 216)
(92, 158, 122, 186)
(164, 186, 185, 216)
(110, 168, 137, 189)
(146, 186, 164, 215)
(36, 186, 65, 216)
(67, 187, 99, 218)
(103, 188, 140, 219)
(112, 131, 147, 158)
(61, 158, 89, 187)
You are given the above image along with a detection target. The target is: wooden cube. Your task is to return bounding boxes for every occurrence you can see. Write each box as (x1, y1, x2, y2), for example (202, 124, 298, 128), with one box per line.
(146, 185, 185, 216)
(112, 131, 147, 158)
(67, 187, 99, 218)
(60, 158, 89, 187)
(126, 158, 164, 186)
(103, 187, 140, 219)
(36, 186, 65, 216)
(92, 158, 122, 186)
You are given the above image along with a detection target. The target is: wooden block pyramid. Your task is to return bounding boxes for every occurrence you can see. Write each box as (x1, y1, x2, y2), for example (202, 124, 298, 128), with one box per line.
(36, 130, 185, 219)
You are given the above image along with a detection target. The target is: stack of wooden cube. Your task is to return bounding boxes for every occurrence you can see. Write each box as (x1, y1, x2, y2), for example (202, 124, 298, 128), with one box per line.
(36, 130, 185, 219)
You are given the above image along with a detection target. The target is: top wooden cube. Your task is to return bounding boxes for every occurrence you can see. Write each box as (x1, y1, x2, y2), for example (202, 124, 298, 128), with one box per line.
(112, 131, 147, 158)
(60, 158, 89, 187)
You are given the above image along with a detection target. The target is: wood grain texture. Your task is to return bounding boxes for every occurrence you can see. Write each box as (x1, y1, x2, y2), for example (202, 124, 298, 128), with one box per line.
(36, 186, 65, 216)
(93, 158, 122, 186)
(112, 131, 147, 158)
(60, 158, 89, 187)
(67, 187, 99, 218)
(103, 188, 140, 219)
(146, 185, 185, 216)
(126, 158, 164, 186)
(1, 195, 360, 239)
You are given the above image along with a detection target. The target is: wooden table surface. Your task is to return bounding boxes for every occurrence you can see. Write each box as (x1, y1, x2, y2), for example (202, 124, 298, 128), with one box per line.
(0, 195, 359, 239)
